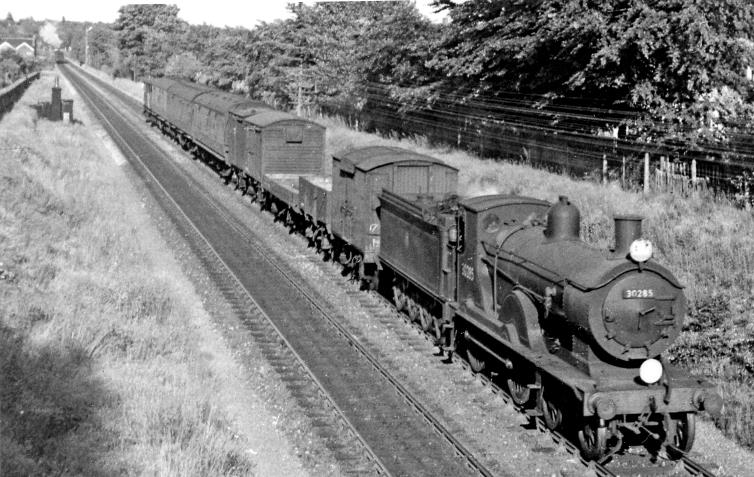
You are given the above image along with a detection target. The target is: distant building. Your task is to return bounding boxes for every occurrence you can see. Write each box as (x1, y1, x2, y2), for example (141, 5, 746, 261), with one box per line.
(0, 37, 37, 59)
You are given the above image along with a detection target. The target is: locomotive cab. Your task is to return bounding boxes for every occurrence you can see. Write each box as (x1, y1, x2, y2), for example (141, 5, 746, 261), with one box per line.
(454, 195, 550, 329)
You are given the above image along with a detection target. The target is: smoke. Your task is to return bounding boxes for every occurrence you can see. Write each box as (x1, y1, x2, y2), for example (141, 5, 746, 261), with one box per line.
(39, 22, 61, 48)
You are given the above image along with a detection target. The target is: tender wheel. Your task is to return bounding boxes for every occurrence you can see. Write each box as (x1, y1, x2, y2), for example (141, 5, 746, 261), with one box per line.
(507, 376, 531, 406)
(666, 413, 696, 459)
(538, 390, 563, 430)
(407, 299, 420, 323)
(418, 308, 432, 332)
(392, 286, 405, 311)
(578, 419, 608, 461)
(466, 345, 486, 373)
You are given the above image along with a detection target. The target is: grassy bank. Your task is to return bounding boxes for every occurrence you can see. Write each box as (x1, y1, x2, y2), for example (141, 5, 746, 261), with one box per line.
(0, 73, 258, 475)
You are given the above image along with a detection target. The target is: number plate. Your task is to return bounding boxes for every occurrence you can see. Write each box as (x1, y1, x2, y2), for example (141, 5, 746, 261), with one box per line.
(623, 289, 655, 299)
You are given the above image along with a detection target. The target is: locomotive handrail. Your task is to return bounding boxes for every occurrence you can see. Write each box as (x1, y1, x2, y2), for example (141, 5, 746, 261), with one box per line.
(482, 242, 683, 291)
(481, 243, 566, 287)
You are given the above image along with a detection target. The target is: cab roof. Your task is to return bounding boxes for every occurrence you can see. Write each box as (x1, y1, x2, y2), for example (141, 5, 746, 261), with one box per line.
(333, 146, 454, 172)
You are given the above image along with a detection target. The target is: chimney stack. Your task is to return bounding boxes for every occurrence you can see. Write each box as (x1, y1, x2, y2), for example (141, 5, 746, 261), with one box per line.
(612, 215, 643, 258)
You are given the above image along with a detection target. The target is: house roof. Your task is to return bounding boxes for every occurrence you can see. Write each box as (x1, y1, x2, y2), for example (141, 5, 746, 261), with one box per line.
(0, 38, 35, 49)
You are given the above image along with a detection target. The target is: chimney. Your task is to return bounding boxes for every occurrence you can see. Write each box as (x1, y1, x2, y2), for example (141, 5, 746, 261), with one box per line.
(612, 215, 643, 259)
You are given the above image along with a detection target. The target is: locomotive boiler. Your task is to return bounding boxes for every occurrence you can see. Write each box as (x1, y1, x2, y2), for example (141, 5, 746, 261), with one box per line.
(380, 193, 723, 461)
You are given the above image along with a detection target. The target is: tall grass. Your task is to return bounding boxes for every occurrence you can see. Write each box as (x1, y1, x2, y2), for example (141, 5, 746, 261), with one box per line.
(0, 72, 255, 475)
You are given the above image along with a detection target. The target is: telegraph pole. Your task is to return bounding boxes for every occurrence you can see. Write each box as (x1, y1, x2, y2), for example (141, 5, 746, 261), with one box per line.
(85, 26, 93, 66)
(296, 62, 303, 116)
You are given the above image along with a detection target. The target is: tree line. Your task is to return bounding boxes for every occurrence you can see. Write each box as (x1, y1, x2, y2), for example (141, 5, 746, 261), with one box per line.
(58, 1, 754, 150)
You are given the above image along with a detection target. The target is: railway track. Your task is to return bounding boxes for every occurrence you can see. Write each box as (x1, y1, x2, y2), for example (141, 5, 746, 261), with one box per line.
(62, 64, 723, 477)
(61, 64, 496, 477)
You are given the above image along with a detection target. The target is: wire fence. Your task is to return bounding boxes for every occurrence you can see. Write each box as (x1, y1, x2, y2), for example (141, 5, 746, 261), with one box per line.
(0, 72, 39, 120)
(318, 90, 754, 206)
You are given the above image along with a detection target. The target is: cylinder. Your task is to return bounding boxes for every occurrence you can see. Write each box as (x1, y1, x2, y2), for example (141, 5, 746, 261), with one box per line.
(613, 215, 643, 258)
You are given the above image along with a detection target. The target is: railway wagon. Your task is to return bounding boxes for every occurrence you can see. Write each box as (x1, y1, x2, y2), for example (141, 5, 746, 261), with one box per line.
(190, 90, 252, 161)
(240, 110, 327, 216)
(300, 146, 458, 283)
(143, 77, 326, 194)
(54, 50, 65, 64)
(144, 78, 211, 146)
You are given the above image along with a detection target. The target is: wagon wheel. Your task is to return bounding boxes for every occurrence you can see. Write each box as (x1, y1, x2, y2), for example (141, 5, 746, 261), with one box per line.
(578, 419, 608, 461)
(418, 307, 433, 332)
(507, 376, 531, 406)
(538, 389, 563, 430)
(666, 413, 696, 459)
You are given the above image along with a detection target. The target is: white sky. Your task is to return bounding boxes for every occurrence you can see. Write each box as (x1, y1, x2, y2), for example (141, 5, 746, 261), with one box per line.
(6, 1, 447, 28)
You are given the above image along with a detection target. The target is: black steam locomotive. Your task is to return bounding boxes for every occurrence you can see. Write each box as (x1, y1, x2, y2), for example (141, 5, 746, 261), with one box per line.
(381, 192, 722, 460)
(143, 77, 722, 462)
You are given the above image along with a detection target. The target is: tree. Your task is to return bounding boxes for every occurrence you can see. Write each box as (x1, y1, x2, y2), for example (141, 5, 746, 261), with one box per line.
(88, 25, 116, 69)
(113, 4, 187, 79)
(431, 0, 754, 144)
(164, 52, 202, 80)
(243, 2, 440, 118)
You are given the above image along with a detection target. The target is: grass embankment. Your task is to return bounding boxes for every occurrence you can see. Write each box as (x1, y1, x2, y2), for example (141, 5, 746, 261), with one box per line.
(322, 115, 754, 448)
(0, 73, 256, 475)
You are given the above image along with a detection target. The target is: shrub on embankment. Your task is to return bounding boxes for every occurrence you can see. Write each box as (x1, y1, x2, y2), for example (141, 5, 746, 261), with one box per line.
(0, 73, 255, 475)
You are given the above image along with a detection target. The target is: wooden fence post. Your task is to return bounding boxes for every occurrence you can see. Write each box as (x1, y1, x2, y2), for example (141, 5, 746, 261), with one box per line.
(691, 159, 697, 193)
(643, 152, 650, 194)
(602, 154, 608, 184)
(621, 156, 626, 188)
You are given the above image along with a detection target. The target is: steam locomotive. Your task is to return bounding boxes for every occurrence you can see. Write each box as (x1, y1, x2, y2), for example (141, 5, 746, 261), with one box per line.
(142, 77, 722, 462)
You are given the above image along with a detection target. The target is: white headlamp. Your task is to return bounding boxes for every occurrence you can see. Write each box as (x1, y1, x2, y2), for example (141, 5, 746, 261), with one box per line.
(629, 239, 653, 263)
(639, 358, 663, 384)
